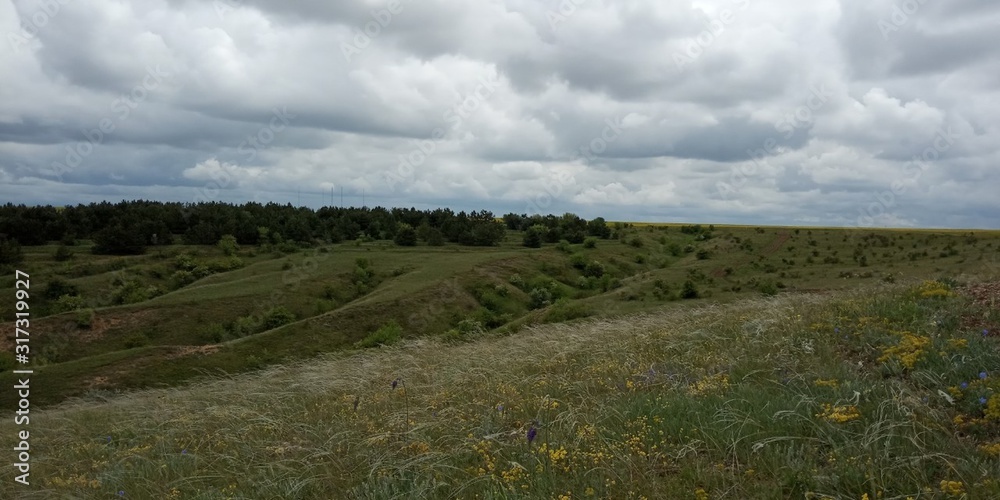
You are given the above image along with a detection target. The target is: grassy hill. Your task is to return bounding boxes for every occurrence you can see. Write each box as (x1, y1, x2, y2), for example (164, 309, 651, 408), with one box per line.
(2, 278, 999, 498)
(2, 225, 1000, 410)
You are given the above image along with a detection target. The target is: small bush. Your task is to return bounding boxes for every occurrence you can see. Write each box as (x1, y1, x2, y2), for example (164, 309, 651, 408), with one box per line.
(356, 320, 403, 348)
(76, 309, 96, 329)
(680, 280, 699, 299)
(583, 238, 598, 249)
(629, 237, 644, 248)
(555, 240, 572, 253)
(43, 278, 80, 301)
(509, 273, 526, 290)
(528, 287, 554, 309)
(53, 294, 86, 313)
(583, 261, 605, 278)
(170, 270, 197, 289)
(544, 298, 592, 323)
(218, 234, 240, 256)
(54, 244, 74, 262)
(123, 331, 149, 349)
(261, 306, 296, 330)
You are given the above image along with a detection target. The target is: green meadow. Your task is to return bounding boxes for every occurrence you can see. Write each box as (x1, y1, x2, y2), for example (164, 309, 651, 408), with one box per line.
(2, 223, 1000, 498)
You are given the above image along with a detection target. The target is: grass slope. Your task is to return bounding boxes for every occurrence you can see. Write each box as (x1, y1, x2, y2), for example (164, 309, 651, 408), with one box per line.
(3, 280, 999, 498)
(2, 226, 1000, 410)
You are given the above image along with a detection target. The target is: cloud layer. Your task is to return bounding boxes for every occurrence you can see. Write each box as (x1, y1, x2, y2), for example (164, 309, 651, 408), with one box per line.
(1, 0, 998, 228)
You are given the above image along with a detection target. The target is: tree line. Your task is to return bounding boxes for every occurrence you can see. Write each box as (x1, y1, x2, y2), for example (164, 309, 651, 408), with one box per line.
(0, 201, 614, 258)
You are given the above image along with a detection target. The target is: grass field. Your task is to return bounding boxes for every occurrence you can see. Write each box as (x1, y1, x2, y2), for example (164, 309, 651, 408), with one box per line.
(1, 223, 1000, 498)
(2, 278, 1000, 498)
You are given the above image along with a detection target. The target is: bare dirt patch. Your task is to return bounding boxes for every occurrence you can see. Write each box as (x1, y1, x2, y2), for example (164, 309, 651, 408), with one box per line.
(958, 280, 1000, 335)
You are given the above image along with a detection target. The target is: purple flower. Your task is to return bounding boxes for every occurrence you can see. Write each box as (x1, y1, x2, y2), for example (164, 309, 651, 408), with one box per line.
(980, 371, 988, 380)
(118, 491, 125, 497)
(497, 404, 504, 412)
(961, 382, 969, 390)
(391, 379, 398, 390)
(980, 397, 989, 405)
(527, 425, 537, 444)
(984, 329, 990, 337)
(181, 449, 187, 455)
(835, 327, 840, 334)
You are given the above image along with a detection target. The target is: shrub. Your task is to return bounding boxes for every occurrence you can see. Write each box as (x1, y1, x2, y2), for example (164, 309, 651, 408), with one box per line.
(569, 253, 587, 269)
(509, 273, 526, 290)
(756, 279, 779, 296)
(528, 287, 553, 309)
(356, 320, 403, 348)
(523, 226, 544, 248)
(110, 278, 160, 305)
(544, 298, 592, 323)
(696, 249, 710, 260)
(680, 280, 699, 299)
(170, 270, 197, 289)
(394, 224, 418, 246)
(43, 278, 80, 300)
(583, 260, 605, 278)
(199, 323, 229, 343)
(218, 234, 240, 256)
(76, 308, 96, 329)
(53, 294, 86, 313)
(555, 240, 572, 253)
(629, 237, 644, 248)
(54, 244, 74, 262)
(123, 331, 149, 349)
(261, 306, 296, 330)
(583, 237, 598, 249)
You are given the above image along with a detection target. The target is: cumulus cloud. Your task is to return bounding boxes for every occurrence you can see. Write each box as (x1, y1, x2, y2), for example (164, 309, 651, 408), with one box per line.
(1, 0, 998, 228)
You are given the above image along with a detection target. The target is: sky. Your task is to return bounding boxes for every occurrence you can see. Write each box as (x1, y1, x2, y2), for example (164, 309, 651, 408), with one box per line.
(0, 0, 998, 229)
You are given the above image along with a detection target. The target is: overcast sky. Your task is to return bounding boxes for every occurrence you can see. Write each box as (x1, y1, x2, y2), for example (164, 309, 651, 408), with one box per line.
(1, 0, 998, 228)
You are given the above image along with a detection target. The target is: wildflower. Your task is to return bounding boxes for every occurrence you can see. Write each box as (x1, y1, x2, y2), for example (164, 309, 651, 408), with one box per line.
(497, 404, 504, 412)
(835, 327, 840, 333)
(960, 382, 969, 390)
(981, 397, 989, 405)
(939, 480, 964, 496)
(527, 422, 538, 444)
(980, 371, 988, 380)
(984, 329, 990, 337)
(391, 378, 399, 389)
(118, 491, 125, 497)
(181, 449, 187, 455)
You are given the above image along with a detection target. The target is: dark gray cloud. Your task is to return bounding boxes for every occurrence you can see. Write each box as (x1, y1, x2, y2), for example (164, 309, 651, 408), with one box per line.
(1, 0, 998, 228)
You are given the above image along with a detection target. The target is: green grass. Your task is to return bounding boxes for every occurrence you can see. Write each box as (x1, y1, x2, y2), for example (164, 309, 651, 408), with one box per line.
(2, 226, 999, 409)
(3, 279, 998, 498)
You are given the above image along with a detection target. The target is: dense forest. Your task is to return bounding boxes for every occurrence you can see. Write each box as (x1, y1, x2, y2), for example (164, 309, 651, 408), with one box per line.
(0, 201, 614, 261)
